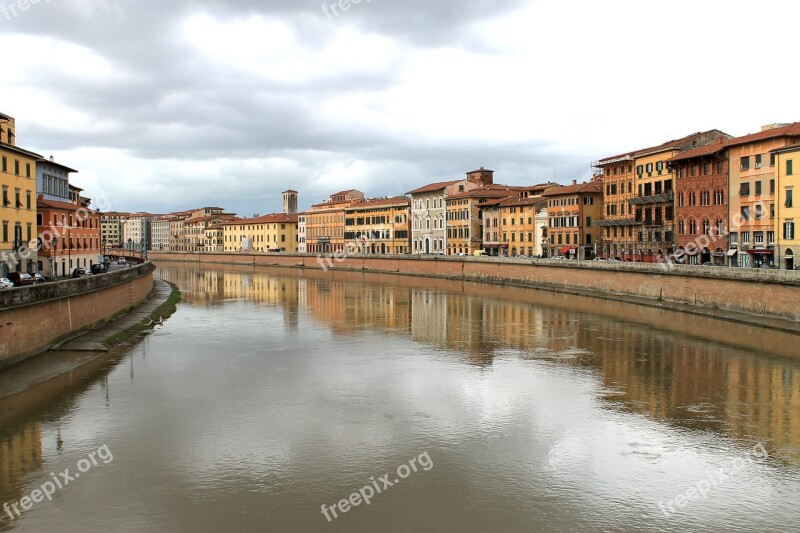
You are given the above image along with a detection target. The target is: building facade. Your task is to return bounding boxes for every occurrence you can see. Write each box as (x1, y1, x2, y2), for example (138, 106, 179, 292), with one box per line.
(543, 179, 603, 259)
(727, 123, 800, 268)
(774, 144, 800, 270)
(101, 212, 129, 250)
(223, 214, 298, 252)
(298, 214, 307, 253)
(669, 139, 730, 265)
(344, 196, 411, 254)
(408, 167, 494, 255)
(446, 185, 521, 256)
(205, 222, 225, 252)
(0, 112, 40, 276)
(36, 197, 101, 277)
(497, 196, 548, 257)
(150, 216, 172, 251)
(123, 214, 152, 252)
(305, 190, 364, 254)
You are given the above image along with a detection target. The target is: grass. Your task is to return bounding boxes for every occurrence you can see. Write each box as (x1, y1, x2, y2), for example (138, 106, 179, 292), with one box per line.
(105, 281, 181, 347)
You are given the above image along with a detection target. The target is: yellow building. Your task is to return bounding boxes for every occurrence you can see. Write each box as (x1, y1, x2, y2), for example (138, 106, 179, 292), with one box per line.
(344, 196, 411, 254)
(774, 144, 800, 269)
(445, 185, 522, 256)
(223, 213, 298, 252)
(497, 196, 548, 257)
(727, 123, 800, 268)
(1, 112, 40, 276)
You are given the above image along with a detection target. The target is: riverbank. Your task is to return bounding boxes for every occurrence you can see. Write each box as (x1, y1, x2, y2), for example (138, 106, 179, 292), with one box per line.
(150, 252, 800, 326)
(0, 279, 180, 401)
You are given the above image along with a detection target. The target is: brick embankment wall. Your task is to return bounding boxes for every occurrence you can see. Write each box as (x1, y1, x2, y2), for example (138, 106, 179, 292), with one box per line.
(149, 253, 800, 322)
(0, 263, 155, 368)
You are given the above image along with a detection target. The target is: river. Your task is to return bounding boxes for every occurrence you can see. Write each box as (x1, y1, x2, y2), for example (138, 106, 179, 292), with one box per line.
(1, 264, 799, 532)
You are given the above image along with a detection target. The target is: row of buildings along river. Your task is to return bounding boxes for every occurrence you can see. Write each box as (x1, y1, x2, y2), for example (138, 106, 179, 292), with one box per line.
(4, 108, 800, 278)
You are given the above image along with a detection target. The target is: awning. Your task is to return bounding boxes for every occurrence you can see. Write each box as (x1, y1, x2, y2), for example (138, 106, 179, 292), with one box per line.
(726, 249, 738, 257)
(559, 246, 577, 255)
(746, 249, 774, 255)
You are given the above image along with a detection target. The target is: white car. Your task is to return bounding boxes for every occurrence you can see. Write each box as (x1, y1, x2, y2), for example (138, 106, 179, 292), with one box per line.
(0, 278, 14, 289)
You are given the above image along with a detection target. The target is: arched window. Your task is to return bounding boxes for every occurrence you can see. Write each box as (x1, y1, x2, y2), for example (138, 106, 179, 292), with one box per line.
(716, 219, 724, 235)
(702, 218, 710, 234)
(689, 219, 697, 235)
(677, 219, 685, 235)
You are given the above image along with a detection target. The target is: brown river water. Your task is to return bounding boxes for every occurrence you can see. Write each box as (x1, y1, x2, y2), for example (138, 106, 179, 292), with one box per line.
(0, 263, 798, 532)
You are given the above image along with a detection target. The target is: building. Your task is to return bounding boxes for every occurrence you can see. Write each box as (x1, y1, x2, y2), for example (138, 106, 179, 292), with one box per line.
(0, 112, 40, 276)
(298, 213, 307, 253)
(150, 215, 172, 251)
(185, 214, 236, 252)
(727, 123, 800, 268)
(168, 212, 191, 252)
(222, 214, 298, 252)
(205, 221, 225, 252)
(595, 130, 731, 261)
(668, 138, 730, 265)
(497, 196, 549, 257)
(344, 196, 411, 254)
(36, 195, 101, 277)
(445, 185, 523, 256)
(773, 143, 800, 270)
(408, 167, 494, 255)
(305, 190, 365, 254)
(283, 190, 298, 215)
(543, 178, 603, 259)
(37, 156, 77, 202)
(101, 212, 129, 250)
(123, 214, 152, 252)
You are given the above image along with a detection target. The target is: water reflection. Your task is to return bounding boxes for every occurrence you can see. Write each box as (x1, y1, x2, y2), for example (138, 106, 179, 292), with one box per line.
(158, 264, 800, 463)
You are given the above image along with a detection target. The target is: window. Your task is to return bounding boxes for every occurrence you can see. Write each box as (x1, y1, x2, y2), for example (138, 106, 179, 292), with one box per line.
(754, 232, 764, 245)
(755, 181, 762, 195)
(741, 207, 750, 220)
(787, 189, 794, 208)
(755, 154, 762, 169)
(730, 232, 738, 244)
(740, 182, 750, 196)
(770, 153, 776, 167)
(755, 205, 763, 219)
(740, 156, 750, 171)
(704, 163, 711, 175)
(717, 161, 724, 174)
(767, 231, 775, 245)
(741, 231, 750, 244)
(788, 160, 794, 176)
(785, 221, 795, 240)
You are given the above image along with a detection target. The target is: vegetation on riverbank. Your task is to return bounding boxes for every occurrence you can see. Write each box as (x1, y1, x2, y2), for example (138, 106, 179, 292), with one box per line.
(105, 281, 181, 347)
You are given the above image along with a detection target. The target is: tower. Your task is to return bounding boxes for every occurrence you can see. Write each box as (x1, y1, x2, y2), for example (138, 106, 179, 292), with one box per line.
(283, 190, 298, 215)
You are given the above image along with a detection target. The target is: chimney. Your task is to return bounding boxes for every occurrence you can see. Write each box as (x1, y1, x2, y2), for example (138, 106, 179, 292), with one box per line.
(49, 155, 55, 162)
(572, 179, 577, 186)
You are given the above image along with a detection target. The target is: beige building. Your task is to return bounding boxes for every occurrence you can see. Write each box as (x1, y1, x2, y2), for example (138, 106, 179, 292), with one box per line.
(223, 213, 298, 252)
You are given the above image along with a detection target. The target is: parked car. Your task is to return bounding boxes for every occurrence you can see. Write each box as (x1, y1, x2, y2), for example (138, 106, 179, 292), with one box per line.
(7, 272, 36, 287)
(118, 257, 127, 265)
(702, 262, 716, 267)
(473, 250, 487, 257)
(0, 278, 14, 290)
(90, 263, 108, 275)
(517, 254, 528, 259)
(72, 268, 88, 278)
(32, 273, 47, 284)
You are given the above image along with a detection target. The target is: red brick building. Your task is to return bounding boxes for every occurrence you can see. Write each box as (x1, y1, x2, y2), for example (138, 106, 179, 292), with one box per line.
(37, 197, 101, 278)
(668, 139, 730, 265)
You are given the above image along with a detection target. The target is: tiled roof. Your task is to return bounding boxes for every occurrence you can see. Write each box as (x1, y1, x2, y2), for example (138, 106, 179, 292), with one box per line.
(543, 180, 602, 196)
(348, 196, 410, 208)
(37, 198, 96, 213)
(0, 141, 44, 160)
(222, 213, 298, 226)
(498, 196, 547, 208)
(667, 138, 729, 163)
(406, 180, 461, 195)
(771, 142, 800, 153)
(447, 185, 521, 200)
(726, 122, 800, 148)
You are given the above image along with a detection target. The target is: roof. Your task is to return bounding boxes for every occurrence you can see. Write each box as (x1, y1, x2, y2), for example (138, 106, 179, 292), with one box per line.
(726, 122, 800, 148)
(599, 130, 732, 164)
(37, 198, 96, 213)
(406, 180, 461, 195)
(0, 141, 44, 160)
(543, 180, 602, 196)
(222, 213, 298, 226)
(39, 158, 79, 174)
(348, 196, 411, 209)
(498, 196, 547, 208)
(446, 185, 522, 200)
(771, 142, 800, 154)
(666, 137, 729, 163)
(283, 189, 299, 194)
(185, 214, 237, 225)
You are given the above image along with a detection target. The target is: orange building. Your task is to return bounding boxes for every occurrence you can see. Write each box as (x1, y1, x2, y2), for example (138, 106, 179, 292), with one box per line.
(543, 179, 603, 259)
(305, 189, 365, 254)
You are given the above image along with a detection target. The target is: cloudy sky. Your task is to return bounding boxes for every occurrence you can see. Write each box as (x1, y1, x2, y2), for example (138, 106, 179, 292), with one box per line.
(1, 0, 798, 216)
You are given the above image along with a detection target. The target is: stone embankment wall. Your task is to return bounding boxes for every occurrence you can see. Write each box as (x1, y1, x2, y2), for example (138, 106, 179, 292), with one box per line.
(0, 263, 155, 368)
(149, 253, 800, 322)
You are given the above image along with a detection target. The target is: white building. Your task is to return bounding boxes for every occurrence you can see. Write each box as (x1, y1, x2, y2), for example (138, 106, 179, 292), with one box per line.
(123, 214, 152, 252)
(407, 168, 493, 254)
(150, 216, 171, 251)
(298, 213, 307, 253)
